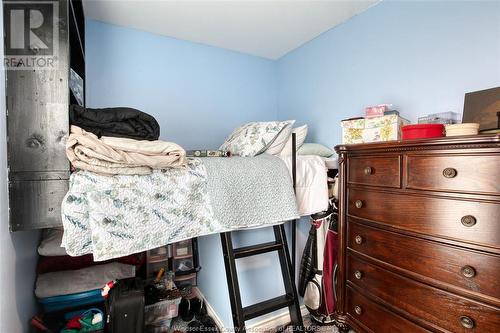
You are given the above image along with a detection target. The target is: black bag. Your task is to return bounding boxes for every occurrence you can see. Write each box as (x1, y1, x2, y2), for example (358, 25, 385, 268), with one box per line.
(106, 277, 145, 333)
(298, 225, 317, 296)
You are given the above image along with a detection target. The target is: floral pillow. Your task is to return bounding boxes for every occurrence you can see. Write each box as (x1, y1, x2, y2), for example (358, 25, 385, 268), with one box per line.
(220, 121, 291, 157)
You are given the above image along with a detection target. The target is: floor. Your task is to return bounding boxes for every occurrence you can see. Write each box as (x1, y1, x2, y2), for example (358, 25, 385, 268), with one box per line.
(168, 314, 355, 333)
(167, 300, 356, 333)
(303, 316, 337, 333)
(302, 315, 355, 333)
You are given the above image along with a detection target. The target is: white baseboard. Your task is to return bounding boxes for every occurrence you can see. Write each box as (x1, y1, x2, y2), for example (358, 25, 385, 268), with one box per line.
(197, 287, 309, 331)
(195, 288, 227, 331)
(246, 305, 309, 331)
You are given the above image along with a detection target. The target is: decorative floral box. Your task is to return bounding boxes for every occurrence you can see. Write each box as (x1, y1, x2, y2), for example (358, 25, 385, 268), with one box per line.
(341, 115, 410, 144)
(341, 118, 365, 144)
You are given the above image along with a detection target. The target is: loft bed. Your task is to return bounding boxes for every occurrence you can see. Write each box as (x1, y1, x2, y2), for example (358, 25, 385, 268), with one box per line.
(57, 130, 333, 331)
(60, 134, 332, 262)
(38, 114, 335, 331)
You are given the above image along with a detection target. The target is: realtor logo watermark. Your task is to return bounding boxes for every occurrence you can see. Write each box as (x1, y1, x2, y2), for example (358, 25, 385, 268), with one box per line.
(4, 1, 59, 70)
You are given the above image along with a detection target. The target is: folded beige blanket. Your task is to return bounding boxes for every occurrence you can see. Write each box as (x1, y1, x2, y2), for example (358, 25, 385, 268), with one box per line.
(66, 126, 186, 175)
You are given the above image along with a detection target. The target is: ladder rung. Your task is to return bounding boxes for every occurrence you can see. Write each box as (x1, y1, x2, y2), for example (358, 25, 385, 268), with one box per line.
(233, 241, 283, 259)
(242, 295, 294, 321)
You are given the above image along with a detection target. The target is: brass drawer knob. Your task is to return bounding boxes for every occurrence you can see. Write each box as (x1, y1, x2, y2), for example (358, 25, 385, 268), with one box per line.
(461, 215, 477, 227)
(355, 235, 363, 245)
(460, 316, 475, 329)
(354, 270, 363, 280)
(355, 200, 363, 208)
(354, 306, 363, 315)
(364, 166, 373, 175)
(443, 167, 457, 178)
(461, 266, 476, 278)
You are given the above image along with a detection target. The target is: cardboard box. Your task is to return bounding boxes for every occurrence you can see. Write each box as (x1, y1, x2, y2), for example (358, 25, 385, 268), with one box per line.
(341, 115, 410, 144)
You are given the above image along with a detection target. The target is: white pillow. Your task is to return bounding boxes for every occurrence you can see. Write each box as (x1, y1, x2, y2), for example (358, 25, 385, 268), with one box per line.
(265, 120, 295, 155)
(220, 121, 291, 157)
(280, 125, 308, 156)
(38, 228, 67, 256)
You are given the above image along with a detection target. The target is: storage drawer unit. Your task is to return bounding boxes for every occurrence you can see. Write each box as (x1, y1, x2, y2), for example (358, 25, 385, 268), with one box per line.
(172, 240, 193, 257)
(173, 257, 195, 274)
(173, 273, 197, 288)
(146, 238, 200, 282)
(334, 135, 500, 333)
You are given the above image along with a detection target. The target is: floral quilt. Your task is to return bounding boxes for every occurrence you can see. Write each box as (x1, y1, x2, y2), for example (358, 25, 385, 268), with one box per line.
(61, 156, 299, 261)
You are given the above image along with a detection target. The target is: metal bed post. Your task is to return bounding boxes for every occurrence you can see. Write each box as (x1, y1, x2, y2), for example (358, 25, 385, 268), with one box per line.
(291, 133, 297, 271)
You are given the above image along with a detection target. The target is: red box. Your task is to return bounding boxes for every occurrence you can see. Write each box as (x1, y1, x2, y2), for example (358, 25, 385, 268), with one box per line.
(402, 124, 444, 140)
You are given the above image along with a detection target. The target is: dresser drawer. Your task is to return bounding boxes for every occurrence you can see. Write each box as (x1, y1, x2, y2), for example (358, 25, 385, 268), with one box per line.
(406, 154, 500, 195)
(348, 221, 500, 303)
(348, 188, 500, 250)
(348, 156, 401, 188)
(347, 254, 500, 333)
(347, 286, 430, 333)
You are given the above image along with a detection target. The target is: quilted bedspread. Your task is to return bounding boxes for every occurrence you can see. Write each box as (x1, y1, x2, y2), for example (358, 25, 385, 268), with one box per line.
(61, 155, 299, 260)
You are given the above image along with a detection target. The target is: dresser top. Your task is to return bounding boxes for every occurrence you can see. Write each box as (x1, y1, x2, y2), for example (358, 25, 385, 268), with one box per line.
(335, 134, 500, 153)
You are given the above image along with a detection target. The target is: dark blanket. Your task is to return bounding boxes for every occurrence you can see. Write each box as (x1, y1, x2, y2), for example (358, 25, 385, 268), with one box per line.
(69, 105, 160, 140)
(37, 253, 145, 274)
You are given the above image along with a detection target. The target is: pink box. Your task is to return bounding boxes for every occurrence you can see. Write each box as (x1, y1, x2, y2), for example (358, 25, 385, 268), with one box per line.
(365, 104, 389, 118)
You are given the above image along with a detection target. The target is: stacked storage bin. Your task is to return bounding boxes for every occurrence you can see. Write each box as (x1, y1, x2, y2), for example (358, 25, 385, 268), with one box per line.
(34, 229, 142, 332)
(145, 238, 200, 288)
(172, 239, 199, 288)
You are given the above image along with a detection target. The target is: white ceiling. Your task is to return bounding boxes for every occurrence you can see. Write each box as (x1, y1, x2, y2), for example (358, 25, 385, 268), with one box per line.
(83, 0, 378, 59)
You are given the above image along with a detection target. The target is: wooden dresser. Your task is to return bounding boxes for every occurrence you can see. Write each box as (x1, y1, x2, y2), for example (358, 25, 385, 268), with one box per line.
(333, 135, 500, 333)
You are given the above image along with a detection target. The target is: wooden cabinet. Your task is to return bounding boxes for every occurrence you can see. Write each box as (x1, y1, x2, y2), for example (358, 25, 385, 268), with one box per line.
(334, 135, 500, 333)
(6, 0, 84, 231)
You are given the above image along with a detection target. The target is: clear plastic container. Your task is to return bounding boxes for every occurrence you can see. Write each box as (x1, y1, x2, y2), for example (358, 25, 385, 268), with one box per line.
(149, 246, 169, 263)
(174, 273, 197, 288)
(418, 112, 461, 124)
(145, 297, 182, 326)
(173, 240, 192, 257)
(173, 257, 194, 273)
(146, 318, 172, 333)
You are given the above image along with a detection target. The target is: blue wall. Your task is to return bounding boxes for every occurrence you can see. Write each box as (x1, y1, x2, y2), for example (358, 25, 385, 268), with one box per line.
(86, 20, 278, 149)
(277, 0, 500, 147)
